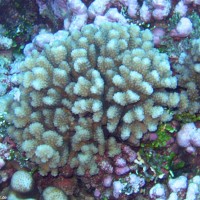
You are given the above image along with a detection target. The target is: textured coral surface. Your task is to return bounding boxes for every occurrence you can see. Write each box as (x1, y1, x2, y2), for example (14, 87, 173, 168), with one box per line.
(2, 22, 191, 177)
(0, 0, 200, 199)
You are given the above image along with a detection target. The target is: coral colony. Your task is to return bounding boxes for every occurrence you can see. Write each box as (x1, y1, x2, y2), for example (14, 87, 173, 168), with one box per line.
(0, 0, 200, 199)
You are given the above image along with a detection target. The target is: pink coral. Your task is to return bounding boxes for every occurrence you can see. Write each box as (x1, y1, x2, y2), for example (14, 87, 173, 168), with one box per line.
(170, 17, 193, 38)
(113, 180, 124, 198)
(88, 0, 111, 19)
(99, 160, 113, 174)
(152, 0, 171, 20)
(114, 156, 127, 167)
(50, 0, 68, 18)
(152, 27, 166, 46)
(177, 123, 200, 153)
(122, 145, 137, 162)
(127, 0, 139, 18)
(24, 30, 69, 56)
(94, 188, 101, 197)
(177, 123, 195, 147)
(68, 0, 87, 14)
(94, 8, 128, 26)
(149, 183, 166, 199)
(140, 1, 152, 22)
(32, 31, 54, 50)
(103, 175, 113, 187)
(182, 0, 200, 4)
(104, 8, 127, 24)
(0, 158, 5, 169)
(67, 0, 88, 31)
(174, 0, 188, 16)
(115, 166, 130, 175)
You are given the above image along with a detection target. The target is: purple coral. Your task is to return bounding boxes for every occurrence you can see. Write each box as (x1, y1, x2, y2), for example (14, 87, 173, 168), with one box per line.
(174, 0, 188, 16)
(177, 123, 200, 153)
(168, 176, 188, 193)
(152, 0, 171, 20)
(170, 17, 193, 38)
(149, 183, 166, 199)
(113, 173, 145, 198)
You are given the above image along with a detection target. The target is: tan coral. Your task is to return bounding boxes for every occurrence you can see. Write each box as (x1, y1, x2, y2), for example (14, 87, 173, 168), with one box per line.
(2, 22, 187, 176)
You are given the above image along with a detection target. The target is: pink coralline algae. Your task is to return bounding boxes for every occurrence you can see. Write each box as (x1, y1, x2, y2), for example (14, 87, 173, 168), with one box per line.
(75, 144, 141, 199)
(0, 138, 16, 183)
(97, 145, 137, 176)
(2, 136, 16, 152)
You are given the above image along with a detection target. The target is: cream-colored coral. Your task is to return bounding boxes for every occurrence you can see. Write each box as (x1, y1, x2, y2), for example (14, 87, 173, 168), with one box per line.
(3, 22, 186, 176)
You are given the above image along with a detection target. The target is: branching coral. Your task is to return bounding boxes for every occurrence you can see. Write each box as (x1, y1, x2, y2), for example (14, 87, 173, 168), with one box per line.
(173, 38, 200, 114)
(2, 22, 192, 176)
